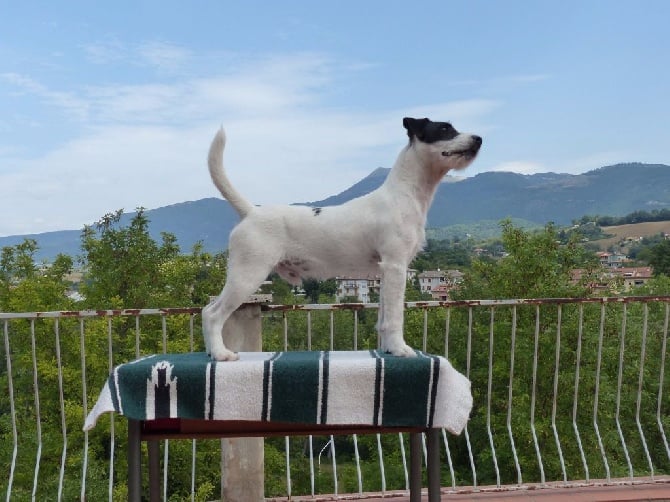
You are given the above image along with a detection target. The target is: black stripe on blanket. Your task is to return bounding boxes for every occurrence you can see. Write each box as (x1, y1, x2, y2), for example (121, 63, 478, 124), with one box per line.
(319, 351, 330, 424)
(269, 351, 321, 423)
(428, 355, 441, 428)
(208, 362, 216, 420)
(380, 349, 435, 427)
(373, 350, 383, 426)
(262, 352, 282, 422)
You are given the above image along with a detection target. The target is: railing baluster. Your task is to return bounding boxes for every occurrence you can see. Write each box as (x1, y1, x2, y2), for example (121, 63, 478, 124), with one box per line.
(530, 305, 546, 484)
(189, 315, 197, 502)
(636, 304, 654, 477)
(30, 319, 43, 501)
(423, 308, 428, 352)
(308, 435, 315, 496)
(107, 317, 115, 501)
(441, 428, 456, 490)
(658, 303, 670, 462)
(135, 315, 141, 358)
(330, 434, 338, 495)
(552, 305, 567, 483)
(353, 434, 363, 495)
(353, 310, 358, 349)
(615, 304, 634, 479)
(55, 319, 68, 502)
(307, 310, 312, 350)
(572, 304, 590, 481)
(3, 320, 18, 502)
(398, 432, 409, 492)
(285, 436, 292, 497)
(463, 307, 477, 487)
(444, 306, 451, 359)
(442, 306, 456, 489)
(79, 318, 89, 500)
(593, 303, 611, 481)
(507, 305, 522, 485)
(377, 433, 386, 494)
(486, 307, 501, 486)
(160, 315, 170, 501)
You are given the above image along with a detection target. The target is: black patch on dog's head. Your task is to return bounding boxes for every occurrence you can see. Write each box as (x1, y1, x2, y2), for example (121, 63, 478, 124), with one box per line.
(403, 117, 459, 144)
(312, 207, 322, 216)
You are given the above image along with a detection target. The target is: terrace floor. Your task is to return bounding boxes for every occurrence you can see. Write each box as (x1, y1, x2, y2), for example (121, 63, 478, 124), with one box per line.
(269, 478, 670, 501)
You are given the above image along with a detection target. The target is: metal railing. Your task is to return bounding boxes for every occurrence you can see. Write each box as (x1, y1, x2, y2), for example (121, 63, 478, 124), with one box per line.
(1, 297, 669, 500)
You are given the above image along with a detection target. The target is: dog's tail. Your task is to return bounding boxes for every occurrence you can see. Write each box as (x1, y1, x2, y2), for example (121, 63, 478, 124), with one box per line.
(208, 128, 254, 218)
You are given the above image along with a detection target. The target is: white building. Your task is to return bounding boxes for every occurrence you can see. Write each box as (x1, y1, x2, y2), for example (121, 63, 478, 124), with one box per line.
(335, 269, 418, 303)
(418, 269, 464, 299)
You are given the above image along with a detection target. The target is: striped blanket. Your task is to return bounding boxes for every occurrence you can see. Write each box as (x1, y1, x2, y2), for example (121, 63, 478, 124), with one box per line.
(84, 350, 472, 434)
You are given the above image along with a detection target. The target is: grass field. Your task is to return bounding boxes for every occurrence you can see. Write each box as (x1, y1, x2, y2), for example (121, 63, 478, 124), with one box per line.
(594, 220, 670, 250)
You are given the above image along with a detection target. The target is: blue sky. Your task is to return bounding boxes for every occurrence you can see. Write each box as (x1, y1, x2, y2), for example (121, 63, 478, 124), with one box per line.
(1, 1, 669, 236)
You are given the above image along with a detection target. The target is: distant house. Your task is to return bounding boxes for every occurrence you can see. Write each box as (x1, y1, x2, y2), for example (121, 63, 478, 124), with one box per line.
(618, 266, 654, 290)
(418, 269, 464, 300)
(572, 266, 654, 293)
(336, 277, 379, 303)
(429, 283, 449, 301)
(597, 251, 628, 269)
(418, 270, 445, 294)
(335, 269, 418, 303)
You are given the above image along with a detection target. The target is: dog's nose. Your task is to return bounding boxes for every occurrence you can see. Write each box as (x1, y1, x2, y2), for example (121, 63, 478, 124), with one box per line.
(472, 135, 482, 146)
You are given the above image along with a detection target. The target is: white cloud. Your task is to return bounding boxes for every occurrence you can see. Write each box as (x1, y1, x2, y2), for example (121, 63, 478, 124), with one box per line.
(0, 52, 500, 236)
(136, 40, 191, 71)
(488, 160, 546, 174)
(82, 38, 126, 64)
(1, 72, 89, 121)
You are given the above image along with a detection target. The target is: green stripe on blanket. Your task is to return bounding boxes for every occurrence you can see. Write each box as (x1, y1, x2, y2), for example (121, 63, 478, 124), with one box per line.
(84, 350, 472, 435)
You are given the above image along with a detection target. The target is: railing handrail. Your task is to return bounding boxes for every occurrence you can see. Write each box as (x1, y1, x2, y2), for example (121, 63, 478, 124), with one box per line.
(3, 294, 669, 319)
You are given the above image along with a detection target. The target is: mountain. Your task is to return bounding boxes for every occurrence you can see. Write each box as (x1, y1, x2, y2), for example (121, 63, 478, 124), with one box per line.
(300, 167, 391, 207)
(428, 164, 670, 227)
(0, 198, 241, 261)
(306, 163, 670, 227)
(2, 163, 669, 261)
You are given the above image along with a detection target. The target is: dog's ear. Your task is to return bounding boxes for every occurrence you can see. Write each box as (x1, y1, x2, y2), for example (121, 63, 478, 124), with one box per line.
(403, 117, 430, 141)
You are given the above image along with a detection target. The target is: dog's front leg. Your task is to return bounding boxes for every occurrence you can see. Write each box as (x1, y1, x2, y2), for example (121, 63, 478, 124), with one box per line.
(378, 260, 416, 357)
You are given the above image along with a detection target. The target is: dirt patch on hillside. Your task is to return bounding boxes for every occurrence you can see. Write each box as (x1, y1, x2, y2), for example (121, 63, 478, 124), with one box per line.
(595, 221, 670, 250)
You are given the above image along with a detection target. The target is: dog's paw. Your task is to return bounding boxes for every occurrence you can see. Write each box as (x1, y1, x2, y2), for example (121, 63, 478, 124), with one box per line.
(210, 348, 240, 362)
(382, 341, 418, 358)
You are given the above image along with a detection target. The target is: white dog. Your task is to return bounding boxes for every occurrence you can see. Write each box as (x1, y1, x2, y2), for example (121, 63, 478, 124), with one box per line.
(203, 117, 482, 361)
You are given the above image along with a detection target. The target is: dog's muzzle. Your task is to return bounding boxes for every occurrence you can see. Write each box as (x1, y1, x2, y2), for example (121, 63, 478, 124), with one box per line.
(442, 135, 482, 157)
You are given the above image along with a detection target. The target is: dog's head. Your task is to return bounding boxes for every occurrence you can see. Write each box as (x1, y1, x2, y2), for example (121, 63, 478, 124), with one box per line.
(403, 117, 482, 172)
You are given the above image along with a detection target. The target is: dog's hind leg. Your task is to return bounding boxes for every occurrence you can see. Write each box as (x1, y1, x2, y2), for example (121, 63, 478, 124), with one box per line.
(378, 260, 417, 357)
(203, 267, 271, 360)
(203, 242, 276, 361)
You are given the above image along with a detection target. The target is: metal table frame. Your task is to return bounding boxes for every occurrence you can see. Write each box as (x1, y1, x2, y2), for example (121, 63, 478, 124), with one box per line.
(127, 418, 442, 501)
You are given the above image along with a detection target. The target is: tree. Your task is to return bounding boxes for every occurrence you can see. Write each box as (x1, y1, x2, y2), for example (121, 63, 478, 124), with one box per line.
(0, 240, 74, 312)
(79, 208, 181, 309)
(411, 239, 472, 271)
(647, 239, 670, 276)
(454, 220, 596, 300)
(156, 242, 227, 306)
(303, 278, 337, 303)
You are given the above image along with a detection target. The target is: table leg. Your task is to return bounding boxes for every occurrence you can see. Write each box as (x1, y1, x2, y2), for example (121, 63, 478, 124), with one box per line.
(427, 428, 441, 502)
(148, 439, 161, 502)
(409, 432, 422, 502)
(127, 420, 142, 502)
